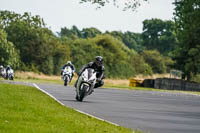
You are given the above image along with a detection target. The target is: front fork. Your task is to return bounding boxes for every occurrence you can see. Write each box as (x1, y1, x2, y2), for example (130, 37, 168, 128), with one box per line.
(76, 78, 91, 97)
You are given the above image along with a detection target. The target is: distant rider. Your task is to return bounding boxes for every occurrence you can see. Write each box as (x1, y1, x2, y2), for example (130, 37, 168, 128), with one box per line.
(75, 56, 105, 89)
(6, 65, 11, 79)
(61, 61, 75, 81)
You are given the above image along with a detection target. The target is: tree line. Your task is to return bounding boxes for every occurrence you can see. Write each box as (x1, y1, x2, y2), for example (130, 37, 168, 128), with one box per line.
(0, 10, 172, 78)
(1, 0, 200, 81)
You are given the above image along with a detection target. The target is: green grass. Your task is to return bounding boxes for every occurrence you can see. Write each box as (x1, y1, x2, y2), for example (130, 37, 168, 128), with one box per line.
(11, 76, 75, 86)
(0, 83, 140, 133)
(16, 78, 64, 84)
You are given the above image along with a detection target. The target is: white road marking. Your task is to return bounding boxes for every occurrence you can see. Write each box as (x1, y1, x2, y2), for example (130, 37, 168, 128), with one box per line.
(33, 83, 119, 127)
(33, 83, 64, 106)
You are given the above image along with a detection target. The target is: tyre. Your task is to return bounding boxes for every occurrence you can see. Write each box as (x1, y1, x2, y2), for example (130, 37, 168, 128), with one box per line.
(76, 84, 87, 102)
(10, 76, 14, 80)
(64, 76, 68, 86)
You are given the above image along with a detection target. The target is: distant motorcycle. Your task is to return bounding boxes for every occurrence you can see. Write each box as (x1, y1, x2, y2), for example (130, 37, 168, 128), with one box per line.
(0, 66, 6, 79)
(75, 68, 97, 102)
(6, 69, 14, 80)
(62, 66, 72, 86)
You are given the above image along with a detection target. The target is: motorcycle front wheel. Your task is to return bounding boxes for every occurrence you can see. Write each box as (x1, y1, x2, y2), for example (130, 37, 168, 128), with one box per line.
(76, 84, 88, 102)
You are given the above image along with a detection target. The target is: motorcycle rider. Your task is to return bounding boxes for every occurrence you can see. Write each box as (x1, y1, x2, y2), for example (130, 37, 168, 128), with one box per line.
(61, 61, 75, 82)
(75, 56, 105, 89)
(6, 65, 11, 79)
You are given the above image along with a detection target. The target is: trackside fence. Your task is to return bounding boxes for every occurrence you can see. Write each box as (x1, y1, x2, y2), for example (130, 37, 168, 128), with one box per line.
(153, 78, 200, 92)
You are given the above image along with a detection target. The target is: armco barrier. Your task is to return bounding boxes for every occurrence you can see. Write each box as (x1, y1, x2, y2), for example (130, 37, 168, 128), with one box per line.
(143, 79, 154, 88)
(154, 78, 200, 91)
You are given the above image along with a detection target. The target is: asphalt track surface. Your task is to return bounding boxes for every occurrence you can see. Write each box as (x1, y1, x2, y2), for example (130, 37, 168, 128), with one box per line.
(32, 83, 200, 133)
(1, 80, 200, 133)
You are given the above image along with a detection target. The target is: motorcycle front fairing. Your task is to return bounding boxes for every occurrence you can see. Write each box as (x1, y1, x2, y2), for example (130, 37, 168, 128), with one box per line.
(7, 69, 14, 80)
(62, 66, 72, 80)
(76, 68, 97, 97)
(0, 68, 6, 77)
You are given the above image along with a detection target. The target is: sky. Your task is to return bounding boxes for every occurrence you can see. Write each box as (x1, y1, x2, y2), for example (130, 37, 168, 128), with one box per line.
(0, 0, 175, 33)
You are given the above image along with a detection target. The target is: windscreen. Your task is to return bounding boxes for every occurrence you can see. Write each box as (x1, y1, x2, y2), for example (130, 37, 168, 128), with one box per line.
(87, 68, 93, 79)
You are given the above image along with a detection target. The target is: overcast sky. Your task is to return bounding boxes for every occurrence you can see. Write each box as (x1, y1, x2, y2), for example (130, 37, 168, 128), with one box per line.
(0, 0, 175, 33)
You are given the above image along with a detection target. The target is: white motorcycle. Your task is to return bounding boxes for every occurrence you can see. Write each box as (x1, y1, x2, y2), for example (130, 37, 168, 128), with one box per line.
(75, 68, 97, 102)
(6, 69, 14, 80)
(0, 66, 6, 79)
(62, 66, 73, 86)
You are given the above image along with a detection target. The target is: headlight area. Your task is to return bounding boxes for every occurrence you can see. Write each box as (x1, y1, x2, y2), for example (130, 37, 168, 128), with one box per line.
(88, 79, 95, 84)
(82, 76, 87, 81)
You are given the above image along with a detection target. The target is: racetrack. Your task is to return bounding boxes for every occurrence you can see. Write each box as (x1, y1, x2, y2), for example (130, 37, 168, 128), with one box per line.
(33, 83, 200, 133)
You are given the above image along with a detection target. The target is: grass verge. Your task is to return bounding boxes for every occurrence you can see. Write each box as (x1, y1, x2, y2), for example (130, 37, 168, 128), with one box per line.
(0, 83, 140, 133)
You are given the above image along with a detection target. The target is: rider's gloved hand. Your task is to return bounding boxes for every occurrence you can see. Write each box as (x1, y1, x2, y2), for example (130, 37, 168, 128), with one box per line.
(60, 71, 63, 75)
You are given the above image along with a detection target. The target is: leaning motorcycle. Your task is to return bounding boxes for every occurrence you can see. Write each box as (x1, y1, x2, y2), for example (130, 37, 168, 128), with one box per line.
(6, 69, 14, 80)
(75, 68, 97, 102)
(62, 66, 72, 86)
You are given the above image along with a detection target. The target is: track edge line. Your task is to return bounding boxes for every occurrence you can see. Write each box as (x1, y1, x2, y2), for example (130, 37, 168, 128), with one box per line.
(33, 83, 119, 127)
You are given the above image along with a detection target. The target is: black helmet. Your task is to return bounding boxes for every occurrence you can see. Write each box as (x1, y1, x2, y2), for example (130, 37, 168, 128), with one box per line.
(94, 56, 104, 67)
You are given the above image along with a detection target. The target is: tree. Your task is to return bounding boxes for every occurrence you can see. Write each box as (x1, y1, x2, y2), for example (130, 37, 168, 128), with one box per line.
(94, 34, 136, 78)
(0, 10, 70, 74)
(0, 28, 19, 68)
(82, 27, 102, 38)
(173, 0, 200, 80)
(142, 50, 173, 74)
(59, 27, 78, 40)
(80, 0, 148, 11)
(59, 26, 102, 39)
(142, 19, 177, 56)
(129, 50, 152, 75)
(68, 34, 136, 78)
(107, 31, 144, 52)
